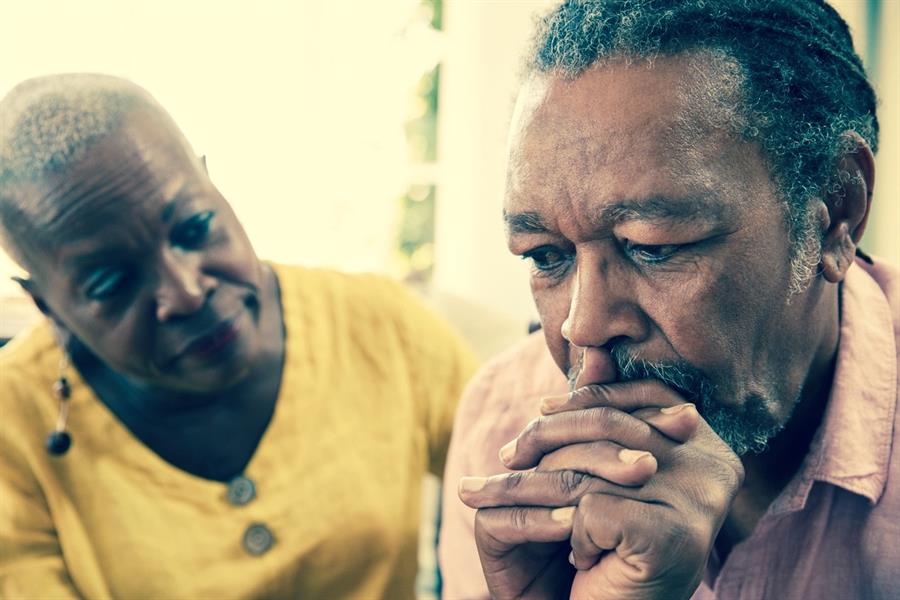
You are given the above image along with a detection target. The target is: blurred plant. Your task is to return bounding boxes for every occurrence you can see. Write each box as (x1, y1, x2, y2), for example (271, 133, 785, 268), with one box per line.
(395, 0, 442, 283)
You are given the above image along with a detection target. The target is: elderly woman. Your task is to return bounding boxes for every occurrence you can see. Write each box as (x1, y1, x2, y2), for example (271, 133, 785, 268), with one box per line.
(0, 74, 476, 599)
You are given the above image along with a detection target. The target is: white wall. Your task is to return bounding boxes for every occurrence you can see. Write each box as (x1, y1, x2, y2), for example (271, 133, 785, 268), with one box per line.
(434, 0, 556, 327)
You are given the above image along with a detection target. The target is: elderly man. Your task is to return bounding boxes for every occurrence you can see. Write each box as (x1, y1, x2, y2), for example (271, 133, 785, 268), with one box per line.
(440, 1, 898, 599)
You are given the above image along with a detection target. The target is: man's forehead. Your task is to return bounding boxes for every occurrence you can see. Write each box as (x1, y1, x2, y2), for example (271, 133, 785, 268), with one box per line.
(504, 56, 769, 225)
(511, 57, 693, 135)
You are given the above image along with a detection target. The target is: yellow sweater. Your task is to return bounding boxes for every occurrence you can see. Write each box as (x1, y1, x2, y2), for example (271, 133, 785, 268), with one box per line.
(0, 264, 477, 599)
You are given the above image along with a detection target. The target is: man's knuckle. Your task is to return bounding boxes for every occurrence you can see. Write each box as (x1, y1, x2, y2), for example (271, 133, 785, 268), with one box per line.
(504, 472, 525, 491)
(473, 509, 491, 533)
(577, 491, 602, 513)
(702, 459, 743, 508)
(557, 469, 589, 498)
(509, 507, 531, 530)
(586, 406, 616, 431)
(522, 417, 543, 441)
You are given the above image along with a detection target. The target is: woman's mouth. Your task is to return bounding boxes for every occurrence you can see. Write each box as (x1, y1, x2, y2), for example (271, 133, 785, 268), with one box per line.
(184, 316, 242, 361)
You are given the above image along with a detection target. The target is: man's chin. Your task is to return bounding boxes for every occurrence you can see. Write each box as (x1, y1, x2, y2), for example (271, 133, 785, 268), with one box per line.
(699, 393, 788, 456)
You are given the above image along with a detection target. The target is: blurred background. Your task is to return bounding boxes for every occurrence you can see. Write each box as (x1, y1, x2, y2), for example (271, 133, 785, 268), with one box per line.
(0, 1, 896, 596)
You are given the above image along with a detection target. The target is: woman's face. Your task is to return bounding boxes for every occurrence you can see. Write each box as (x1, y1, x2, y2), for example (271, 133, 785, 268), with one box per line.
(14, 107, 271, 394)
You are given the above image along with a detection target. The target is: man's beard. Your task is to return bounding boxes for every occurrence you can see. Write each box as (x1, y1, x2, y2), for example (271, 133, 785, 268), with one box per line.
(568, 347, 787, 456)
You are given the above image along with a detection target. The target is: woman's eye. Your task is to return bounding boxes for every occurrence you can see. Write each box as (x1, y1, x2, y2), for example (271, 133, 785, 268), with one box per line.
(172, 211, 215, 250)
(522, 246, 572, 275)
(85, 267, 129, 300)
(624, 241, 682, 264)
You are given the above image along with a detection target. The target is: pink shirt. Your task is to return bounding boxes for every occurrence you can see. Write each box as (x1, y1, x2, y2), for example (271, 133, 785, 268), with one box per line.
(439, 257, 899, 600)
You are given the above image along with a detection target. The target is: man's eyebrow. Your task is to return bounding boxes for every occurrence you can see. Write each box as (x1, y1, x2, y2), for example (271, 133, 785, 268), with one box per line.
(505, 195, 727, 235)
(504, 211, 550, 234)
(600, 195, 727, 225)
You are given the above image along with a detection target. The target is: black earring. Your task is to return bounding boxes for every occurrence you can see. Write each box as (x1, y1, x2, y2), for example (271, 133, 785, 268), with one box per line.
(46, 353, 72, 455)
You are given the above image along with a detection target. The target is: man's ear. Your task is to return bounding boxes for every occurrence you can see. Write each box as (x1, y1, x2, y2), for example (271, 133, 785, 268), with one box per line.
(12, 276, 53, 317)
(199, 155, 208, 173)
(820, 131, 875, 283)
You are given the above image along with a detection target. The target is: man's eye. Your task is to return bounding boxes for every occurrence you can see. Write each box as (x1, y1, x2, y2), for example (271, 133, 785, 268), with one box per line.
(85, 267, 129, 300)
(522, 246, 572, 275)
(171, 211, 215, 250)
(624, 241, 682, 264)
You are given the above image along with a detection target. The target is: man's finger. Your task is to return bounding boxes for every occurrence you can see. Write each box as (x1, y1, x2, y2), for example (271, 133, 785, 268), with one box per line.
(632, 403, 700, 444)
(541, 379, 684, 415)
(459, 461, 653, 510)
(499, 406, 670, 469)
(474, 509, 576, 600)
(568, 492, 657, 572)
(474, 505, 576, 557)
(571, 346, 617, 389)
(536, 441, 658, 485)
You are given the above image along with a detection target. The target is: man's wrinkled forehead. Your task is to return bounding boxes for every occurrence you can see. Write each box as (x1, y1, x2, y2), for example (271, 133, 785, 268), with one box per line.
(503, 57, 768, 225)
(507, 64, 692, 188)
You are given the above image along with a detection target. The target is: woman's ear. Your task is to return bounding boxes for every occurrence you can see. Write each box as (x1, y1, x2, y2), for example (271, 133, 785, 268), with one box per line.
(12, 276, 52, 316)
(13, 276, 75, 347)
(820, 132, 875, 283)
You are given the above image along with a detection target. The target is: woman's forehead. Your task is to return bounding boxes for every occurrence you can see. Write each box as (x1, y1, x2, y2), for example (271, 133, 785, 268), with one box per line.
(7, 118, 204, 272)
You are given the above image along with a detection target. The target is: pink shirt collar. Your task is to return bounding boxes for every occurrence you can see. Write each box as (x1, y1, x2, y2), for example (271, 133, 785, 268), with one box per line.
(771, 260, 898, 514)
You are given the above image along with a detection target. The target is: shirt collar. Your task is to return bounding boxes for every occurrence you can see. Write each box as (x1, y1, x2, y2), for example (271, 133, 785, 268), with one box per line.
(772, 259, 897, 513)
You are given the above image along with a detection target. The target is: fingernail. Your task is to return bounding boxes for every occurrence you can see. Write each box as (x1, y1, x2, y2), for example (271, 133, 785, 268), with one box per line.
(568, 550, 576, 566)
(499, 439, 517, 465)
(551, 506, 576, 525)
(540, 394, 568, 413)
(618, 449, 653, 464)
(458, 476, 488, 494)
(660, 403, 695, 415)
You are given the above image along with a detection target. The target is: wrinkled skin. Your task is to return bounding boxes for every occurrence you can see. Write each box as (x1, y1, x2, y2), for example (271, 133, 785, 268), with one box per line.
(9, 105, 286, 479)
(12, 106, 282, 395)
(460, 54, 873, 599)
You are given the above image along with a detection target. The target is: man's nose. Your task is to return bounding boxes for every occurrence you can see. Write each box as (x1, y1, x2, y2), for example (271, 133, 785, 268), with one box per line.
(560, 255, 648, 349)
(154, 251, 216, 322)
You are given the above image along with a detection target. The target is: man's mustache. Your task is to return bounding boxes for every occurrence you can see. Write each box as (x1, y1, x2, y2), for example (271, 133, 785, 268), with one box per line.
(567, 345, 713, 405)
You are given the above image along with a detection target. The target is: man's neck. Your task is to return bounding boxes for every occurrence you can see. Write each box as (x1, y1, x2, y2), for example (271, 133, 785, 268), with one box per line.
(717, 283, 842, 558)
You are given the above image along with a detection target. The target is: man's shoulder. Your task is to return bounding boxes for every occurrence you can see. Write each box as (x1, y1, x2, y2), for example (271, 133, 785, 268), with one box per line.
(474, 331, 566, 396)
(853, 256, 900, 389)
(457, 331, 567, 425)
(857, 255, 899, 313)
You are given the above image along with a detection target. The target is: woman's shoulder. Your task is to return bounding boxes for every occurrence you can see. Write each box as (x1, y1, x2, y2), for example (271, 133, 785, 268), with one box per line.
(0, 319, 59, 386)
(0, 321, 59, 450)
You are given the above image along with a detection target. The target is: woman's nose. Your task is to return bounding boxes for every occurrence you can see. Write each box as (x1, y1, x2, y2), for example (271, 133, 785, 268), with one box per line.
(154, 252, 215, 322)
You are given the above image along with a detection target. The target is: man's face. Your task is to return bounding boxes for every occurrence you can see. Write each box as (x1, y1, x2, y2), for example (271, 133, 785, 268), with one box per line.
(505, 56, 826, 454)
(16, 107, 269, 394)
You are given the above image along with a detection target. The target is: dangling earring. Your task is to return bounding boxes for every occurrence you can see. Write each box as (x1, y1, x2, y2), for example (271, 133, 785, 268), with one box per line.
(46, 352, 72, 456)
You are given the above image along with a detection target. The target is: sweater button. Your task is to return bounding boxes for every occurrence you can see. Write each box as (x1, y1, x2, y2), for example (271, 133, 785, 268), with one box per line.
(243, 523, 275, 555)
(227, 475, 256, 506)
